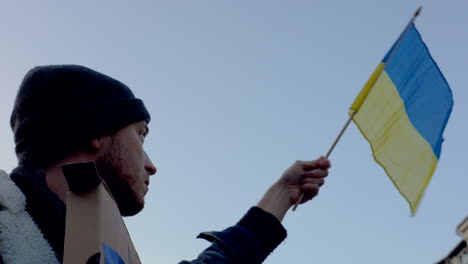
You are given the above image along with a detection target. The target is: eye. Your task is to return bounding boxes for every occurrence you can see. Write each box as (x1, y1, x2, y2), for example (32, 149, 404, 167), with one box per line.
(137, 124, 149, 142)
(138, 130, 146, 142)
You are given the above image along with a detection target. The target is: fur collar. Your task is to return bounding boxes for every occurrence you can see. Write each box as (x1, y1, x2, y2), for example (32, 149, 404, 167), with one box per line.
(9, 166, 66, 261)
(0, 170, 60, 264)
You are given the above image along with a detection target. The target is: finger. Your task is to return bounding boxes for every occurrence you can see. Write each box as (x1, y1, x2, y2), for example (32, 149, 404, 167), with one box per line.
(301, 177, 325, 186)
(302, 157, 331, 170)
(300, 158, 321, 170)
(318, 159, 331, 169)
(303, 168, 329, 178)
(300, 183, 320, 193)
(299, 184, 320, 203)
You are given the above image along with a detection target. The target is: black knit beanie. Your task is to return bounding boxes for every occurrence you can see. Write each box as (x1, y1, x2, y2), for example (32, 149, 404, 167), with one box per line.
(10, 65, 151, 169)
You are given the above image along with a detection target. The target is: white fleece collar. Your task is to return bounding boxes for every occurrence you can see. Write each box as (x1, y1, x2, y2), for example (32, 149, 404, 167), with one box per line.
(0, 170, 26, 214)
(0, 170, 60, 264)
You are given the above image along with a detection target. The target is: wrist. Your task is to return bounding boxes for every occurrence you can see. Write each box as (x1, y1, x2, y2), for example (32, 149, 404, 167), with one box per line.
(256, 181, 292, 222)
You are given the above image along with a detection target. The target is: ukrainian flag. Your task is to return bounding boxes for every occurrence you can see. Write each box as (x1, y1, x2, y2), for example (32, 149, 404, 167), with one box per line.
(350, 22, 453, 214)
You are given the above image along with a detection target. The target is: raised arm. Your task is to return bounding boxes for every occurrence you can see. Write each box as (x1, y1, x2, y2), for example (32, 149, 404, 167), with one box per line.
(180, 157, 331, 264)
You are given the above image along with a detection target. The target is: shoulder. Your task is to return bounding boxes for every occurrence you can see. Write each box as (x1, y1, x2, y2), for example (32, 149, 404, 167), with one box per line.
(0, 169, 26, 213)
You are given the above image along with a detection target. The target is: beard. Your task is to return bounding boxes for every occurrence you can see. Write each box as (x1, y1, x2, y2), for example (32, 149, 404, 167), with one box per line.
(94, 135, 144, 216)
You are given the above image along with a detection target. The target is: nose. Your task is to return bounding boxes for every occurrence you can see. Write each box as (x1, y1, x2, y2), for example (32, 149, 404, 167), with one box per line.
(144, 151, 157, 176)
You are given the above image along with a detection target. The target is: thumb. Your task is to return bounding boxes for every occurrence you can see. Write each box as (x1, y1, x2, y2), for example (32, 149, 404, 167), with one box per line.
(302, 156, 325, 170)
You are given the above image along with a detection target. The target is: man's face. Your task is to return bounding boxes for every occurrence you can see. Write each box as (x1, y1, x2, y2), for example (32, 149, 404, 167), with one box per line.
(94, 121, 157, 216)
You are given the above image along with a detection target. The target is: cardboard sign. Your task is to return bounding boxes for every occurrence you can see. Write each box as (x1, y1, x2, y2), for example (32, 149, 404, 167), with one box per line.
(62, 162, 141, 264)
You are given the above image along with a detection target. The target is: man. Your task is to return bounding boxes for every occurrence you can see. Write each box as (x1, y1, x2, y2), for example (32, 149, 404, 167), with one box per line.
(0, 65, 331, 263)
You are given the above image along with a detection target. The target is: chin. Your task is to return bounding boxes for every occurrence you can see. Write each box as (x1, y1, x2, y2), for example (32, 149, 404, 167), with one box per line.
(121, 204, 144, 217)
(119, 197, 145, 217)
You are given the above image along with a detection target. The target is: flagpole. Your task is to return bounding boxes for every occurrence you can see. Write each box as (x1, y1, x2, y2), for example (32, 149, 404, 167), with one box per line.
(292, 113, 355, 211)
(292, 6, 422, 212)
(384, 6, 423, 64)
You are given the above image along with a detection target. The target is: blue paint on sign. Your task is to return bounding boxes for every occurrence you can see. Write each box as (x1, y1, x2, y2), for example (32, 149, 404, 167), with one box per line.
(102, 243, 126, 264)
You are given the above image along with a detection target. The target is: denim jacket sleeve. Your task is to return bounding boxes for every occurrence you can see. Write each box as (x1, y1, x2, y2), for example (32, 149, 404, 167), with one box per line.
(178, 206, 287, 264)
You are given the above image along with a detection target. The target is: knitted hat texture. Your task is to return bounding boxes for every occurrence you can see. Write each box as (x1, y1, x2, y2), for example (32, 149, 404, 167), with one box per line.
(10, 65, 150, 169)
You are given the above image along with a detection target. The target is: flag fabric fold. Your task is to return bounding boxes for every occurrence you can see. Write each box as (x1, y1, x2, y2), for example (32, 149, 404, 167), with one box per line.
(350, 22, 453, 214)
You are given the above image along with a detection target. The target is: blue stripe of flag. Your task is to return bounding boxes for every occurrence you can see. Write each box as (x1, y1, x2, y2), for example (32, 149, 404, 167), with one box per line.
(383, 24, 453, 158)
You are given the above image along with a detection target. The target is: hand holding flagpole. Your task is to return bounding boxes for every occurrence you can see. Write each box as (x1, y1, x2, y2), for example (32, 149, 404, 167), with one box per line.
(292, 113, 355, 211)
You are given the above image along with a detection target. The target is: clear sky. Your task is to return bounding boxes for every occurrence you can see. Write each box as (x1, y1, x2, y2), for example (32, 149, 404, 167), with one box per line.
(1, 1, 467, 263)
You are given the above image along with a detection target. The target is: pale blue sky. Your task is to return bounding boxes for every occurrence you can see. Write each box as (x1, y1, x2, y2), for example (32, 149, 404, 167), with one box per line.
(1, 1, 467, 263)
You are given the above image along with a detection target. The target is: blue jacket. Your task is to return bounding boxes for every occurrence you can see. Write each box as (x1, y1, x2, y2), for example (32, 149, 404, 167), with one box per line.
(180, 207, 287, 263)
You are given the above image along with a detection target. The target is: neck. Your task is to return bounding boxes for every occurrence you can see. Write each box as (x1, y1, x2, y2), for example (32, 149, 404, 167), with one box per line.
(45, 166, 69, 204)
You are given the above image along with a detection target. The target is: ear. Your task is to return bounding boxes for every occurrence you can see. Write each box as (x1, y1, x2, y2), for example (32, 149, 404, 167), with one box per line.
(89, 136, 103, 152)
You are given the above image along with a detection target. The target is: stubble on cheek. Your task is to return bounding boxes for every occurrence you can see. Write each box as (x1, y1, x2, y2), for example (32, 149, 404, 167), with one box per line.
(94, 136, 144, 216)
